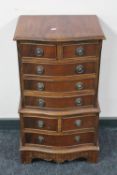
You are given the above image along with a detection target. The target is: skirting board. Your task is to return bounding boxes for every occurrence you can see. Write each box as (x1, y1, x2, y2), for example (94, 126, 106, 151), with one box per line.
(0, 118, 117, 130)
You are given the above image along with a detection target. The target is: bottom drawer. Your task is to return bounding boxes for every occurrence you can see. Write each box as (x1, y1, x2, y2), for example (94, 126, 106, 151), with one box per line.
(25, 131, 96, 147)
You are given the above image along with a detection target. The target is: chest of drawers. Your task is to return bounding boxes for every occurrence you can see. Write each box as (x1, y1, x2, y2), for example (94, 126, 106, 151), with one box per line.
(14, 15, 105, 163)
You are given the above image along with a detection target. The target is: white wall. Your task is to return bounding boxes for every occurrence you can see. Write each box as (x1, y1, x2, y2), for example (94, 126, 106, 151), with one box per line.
(0, 0, 117, 118)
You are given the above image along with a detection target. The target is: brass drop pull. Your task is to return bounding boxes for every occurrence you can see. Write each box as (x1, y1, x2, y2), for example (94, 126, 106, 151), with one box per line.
(75, 47, 85, 56)
(38, 99, 45, 107)
(36, 65, 44, 75)
(37, 82, 45, 91)
(35, 48, 44, 57)
(75, 119, 81, 127)
(37, 136, 44, 144)
(75, 98, 83, 106)
(37, 120, 44, 128)
(76, 82, 84, 90)
(75, 136, 80, 143)
(75, 64, 84, 74)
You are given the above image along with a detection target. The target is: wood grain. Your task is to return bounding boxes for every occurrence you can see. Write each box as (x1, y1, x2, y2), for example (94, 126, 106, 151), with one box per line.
(14, 15, 105, 41)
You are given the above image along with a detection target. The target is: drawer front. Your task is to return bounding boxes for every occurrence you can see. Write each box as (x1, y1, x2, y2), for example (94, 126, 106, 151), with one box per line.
(25, 131, 96, 146)
(19, 44, 56, 58)
(23, 62, 96, 76)
(24, 78, 96, 92)
(62, 115, 98, 131)
(23, 116, 58, 131)
(63, 43, 99, 58)
(24, 95, 95, 109)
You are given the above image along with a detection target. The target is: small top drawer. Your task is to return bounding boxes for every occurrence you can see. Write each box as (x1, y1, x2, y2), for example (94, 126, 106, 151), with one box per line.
(19, 43, 57, 58)
(63, 43, 99, 58)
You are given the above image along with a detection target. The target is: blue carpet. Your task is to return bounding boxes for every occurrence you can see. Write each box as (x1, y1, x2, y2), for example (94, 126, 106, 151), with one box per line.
(0, 128, 117, 175)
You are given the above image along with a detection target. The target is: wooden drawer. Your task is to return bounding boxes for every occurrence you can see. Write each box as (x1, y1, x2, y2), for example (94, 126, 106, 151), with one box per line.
(24, 78, 96, 92)
(23, 62, 97, 76)
(23, 115, 58, 131)
(63, 43, 99, 58)
(25, 131, 96, 146)
(62, 115, 98, 131)
(19, 43, 57, 58)
(24, 95, 95, 109)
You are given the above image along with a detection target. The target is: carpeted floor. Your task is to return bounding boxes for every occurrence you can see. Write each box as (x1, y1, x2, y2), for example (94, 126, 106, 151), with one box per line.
(0, 127, 117, 175)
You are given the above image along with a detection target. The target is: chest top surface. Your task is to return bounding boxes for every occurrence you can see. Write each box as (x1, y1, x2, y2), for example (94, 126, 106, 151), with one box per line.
(14, 15, 105, 42)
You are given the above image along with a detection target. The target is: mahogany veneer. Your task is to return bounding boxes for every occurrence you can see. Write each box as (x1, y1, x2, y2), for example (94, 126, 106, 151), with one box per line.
(14, 15, 105, 163)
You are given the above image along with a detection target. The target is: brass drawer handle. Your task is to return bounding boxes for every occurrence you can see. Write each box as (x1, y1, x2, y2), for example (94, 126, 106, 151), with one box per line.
(37, 136, 44, 144)
(75, 136, 80, 143)
(38, 99, 45, 107)
(75, 98, 83, 106)
(36, 65, 44, 75)
(76, 82, 84, 90)
(37, 82, 45, 91)
(37, 120, 44, 128)
(75, 65, 84, 74)
(35, 48, 44, 57)
(75, 47, 85, 56)
(75, 119, 81, 127)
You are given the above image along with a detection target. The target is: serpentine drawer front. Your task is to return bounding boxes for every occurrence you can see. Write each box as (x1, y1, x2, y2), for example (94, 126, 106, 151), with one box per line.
(22, 61, 97, 76)
(24, 94, 95, 109)
(24, 77, 96, 92)
(14, 15, 105, 163)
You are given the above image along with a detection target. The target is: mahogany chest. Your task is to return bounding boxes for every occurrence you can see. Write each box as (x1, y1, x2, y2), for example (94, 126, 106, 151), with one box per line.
(14, 15, 105, 163)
